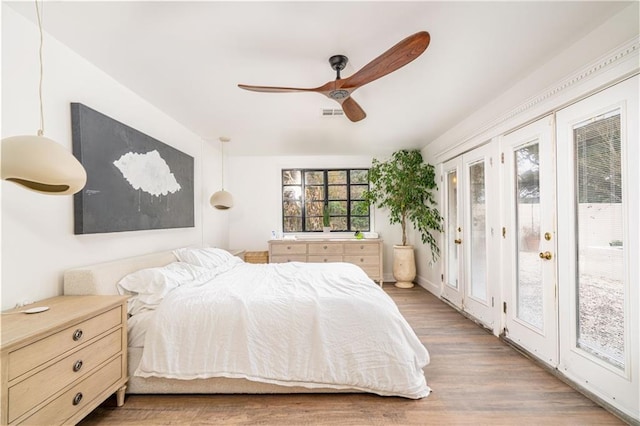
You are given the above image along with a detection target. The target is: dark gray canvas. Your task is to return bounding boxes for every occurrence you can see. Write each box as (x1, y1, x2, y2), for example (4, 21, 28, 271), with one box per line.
(71, 103, 194, 234)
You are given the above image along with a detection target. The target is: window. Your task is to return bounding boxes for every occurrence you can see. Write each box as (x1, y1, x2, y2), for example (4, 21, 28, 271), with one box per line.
(282, 168, 370, 232)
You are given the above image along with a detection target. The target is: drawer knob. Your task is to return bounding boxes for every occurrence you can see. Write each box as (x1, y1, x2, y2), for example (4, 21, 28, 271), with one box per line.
(287, 246, 291, 250)
(360, 258, 364, 262)
(72, 329, 83, 341)
(72, 392, 83, 406)
(324, 258, 328, 262)
(73, 360, 84, 372)
(360, 246, 364, 249)
(323, 245, 328, 249)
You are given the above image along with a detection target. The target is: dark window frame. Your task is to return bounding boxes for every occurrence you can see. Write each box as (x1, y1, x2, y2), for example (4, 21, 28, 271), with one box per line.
(281, 168, 370, 233)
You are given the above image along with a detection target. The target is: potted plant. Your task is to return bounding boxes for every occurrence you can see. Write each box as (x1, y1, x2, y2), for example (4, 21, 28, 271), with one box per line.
(322, 204, 331, 233)
(364, 150, 443, 288)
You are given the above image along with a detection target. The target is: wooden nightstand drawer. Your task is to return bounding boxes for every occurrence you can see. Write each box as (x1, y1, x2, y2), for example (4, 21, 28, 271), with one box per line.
(9, 329, 122, 422)
(308, 243, 344, 255)
(8, 305, 122, 381)
(270, 243, 307, 255)
(20, 355, 123, 426)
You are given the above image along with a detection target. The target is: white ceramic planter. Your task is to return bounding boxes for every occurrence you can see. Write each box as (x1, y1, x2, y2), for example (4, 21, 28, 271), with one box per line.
(393, 245, 416, 288)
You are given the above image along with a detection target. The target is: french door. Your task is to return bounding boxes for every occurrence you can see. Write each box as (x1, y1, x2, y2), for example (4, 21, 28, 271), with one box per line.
(442, 157, 463, 308)
(441, 76, 638, 420)
(442, 143, 498, 330)
(556, 76, 639, 418)
(502, 116, 558, 366)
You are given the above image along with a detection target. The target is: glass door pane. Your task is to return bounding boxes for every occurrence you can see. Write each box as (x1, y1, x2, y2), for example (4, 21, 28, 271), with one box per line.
(442, 157, 464, 310)
(446, 170, 459, 289)
(557, 76, 638, 418)
(574, 110, 624, 369)
(503, 115, 557, 366)
(469, 161, 487, 301)
(515, 143, 543, 330)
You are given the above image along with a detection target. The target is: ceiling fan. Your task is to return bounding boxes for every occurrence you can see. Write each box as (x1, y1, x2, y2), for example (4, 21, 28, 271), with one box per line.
(238, 31, 430, 122)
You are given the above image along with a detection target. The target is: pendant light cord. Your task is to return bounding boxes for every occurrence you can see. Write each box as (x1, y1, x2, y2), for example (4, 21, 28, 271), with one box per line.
(220, 140, 225, 190)
(35, 0, 45, 137)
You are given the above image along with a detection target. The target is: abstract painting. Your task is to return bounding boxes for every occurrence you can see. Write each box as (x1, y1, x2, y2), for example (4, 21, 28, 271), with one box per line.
(71, 103, 194, 234)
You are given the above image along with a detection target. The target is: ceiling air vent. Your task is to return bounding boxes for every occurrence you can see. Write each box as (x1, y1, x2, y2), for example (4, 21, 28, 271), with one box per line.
(321, 108, 344, 117)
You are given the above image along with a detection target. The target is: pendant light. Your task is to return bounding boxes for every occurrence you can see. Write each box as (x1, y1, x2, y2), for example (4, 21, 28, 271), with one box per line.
(1, 0, 87, 195)
(210, 137, 233, 209)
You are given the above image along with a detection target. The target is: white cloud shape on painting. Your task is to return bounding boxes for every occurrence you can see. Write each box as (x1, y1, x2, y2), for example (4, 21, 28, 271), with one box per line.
(113, 150, 181, 196)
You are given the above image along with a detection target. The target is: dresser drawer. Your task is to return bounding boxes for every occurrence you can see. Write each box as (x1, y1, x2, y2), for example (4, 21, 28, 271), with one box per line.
(344, 254, 380, 267)
(8, 305, 122, 381)
(20, 355, 123, 426)
(344, 243, 380, 255)
(8, 329, 122, 423)
(359, 266, 382, 280)
(270, 243, 307, 255)
(307, 243, 344, 255)
(307, 255, 343, 263)
(270, 255, 307, 263)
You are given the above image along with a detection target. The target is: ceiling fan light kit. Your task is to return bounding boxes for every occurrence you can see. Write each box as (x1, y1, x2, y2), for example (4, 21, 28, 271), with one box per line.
(238, 31, 430, 122)
(1, 0, 87, 195)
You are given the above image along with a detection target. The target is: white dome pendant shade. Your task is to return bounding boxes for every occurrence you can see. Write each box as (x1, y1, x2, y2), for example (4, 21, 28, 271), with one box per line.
(210, 189, 233, 210)
(1, 0, 87, 196)
(210, 136, 233, 210)
(1, 135, 87, 195)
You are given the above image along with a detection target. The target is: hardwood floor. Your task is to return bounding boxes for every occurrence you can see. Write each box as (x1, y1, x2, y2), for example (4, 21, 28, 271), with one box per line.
(80, 285, 624, 425)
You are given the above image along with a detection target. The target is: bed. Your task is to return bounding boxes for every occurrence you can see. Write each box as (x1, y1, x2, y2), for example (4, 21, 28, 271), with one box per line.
(63, 247, 430, 398)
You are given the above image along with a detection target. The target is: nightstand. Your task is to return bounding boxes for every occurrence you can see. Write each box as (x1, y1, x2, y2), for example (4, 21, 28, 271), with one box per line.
(228, 249, 246, 261)
(1, 295, 128, 425)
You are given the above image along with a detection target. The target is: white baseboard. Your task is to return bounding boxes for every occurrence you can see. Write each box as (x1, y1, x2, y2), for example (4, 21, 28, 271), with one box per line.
(414, 274, 441, 296)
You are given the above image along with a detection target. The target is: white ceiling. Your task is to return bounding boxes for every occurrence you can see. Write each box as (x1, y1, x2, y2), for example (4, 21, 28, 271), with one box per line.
(6, 1, 633, 156)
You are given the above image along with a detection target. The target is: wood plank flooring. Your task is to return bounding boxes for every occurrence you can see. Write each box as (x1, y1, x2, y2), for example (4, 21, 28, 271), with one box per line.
(79, 285, 624, 425)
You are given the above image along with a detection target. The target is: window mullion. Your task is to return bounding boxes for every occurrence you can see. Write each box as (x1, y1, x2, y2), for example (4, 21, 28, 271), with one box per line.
(301, 169, 307, 232)
(346, 169, 351, 231)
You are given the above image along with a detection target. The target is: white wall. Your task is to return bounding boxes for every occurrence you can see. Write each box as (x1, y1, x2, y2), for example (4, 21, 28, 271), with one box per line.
(227, 154, 406, 280)
(1, 7, 227, 309)
(427, 3, 639, 163)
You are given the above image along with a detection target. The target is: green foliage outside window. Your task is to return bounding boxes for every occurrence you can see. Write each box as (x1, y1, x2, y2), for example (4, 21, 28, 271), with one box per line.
(282, 168, 370, 233)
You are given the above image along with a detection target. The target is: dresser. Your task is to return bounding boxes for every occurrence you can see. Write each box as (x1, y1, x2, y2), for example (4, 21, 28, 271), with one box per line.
(269, 239, 383, 285)
(1, 295, 128, 425)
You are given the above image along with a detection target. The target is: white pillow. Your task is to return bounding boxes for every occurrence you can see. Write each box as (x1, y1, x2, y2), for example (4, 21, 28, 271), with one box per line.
(173, 247, 238, 269)
(117, 262, 215, 315)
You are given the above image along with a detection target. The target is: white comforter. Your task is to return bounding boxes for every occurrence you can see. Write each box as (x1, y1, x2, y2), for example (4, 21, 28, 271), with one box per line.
(136, 261, 430, 399)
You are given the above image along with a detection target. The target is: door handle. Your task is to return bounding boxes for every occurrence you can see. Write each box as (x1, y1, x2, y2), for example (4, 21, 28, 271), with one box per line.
(539, 251, 553, 260)
(454, 239, 462, 244)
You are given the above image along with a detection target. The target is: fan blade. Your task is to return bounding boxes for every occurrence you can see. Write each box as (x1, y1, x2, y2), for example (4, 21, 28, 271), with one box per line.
(343, 31, 430, 89)
(340, 97, 367, 122)
(238, 84, 320, 93)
